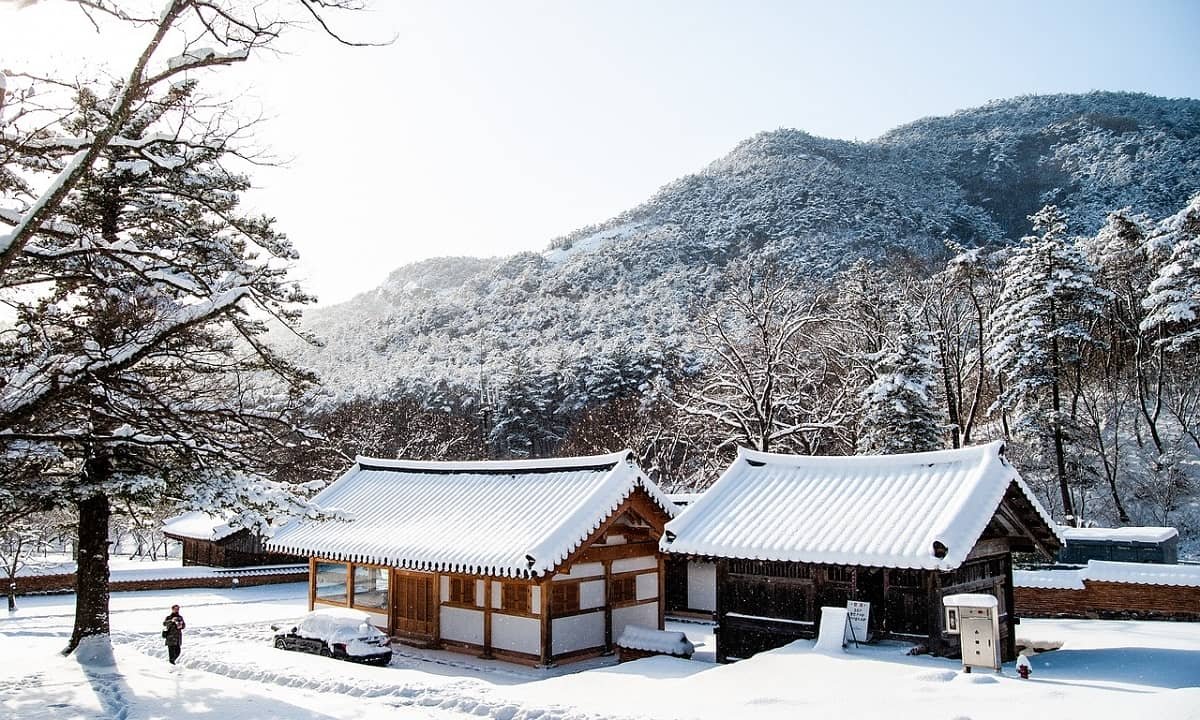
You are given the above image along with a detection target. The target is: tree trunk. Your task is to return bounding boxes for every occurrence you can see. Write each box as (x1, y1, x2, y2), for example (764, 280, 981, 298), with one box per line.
(64, 488, 112, 655)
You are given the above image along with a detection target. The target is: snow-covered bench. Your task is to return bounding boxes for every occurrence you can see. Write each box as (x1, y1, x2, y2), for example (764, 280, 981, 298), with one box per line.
(615, 625, 695, 662)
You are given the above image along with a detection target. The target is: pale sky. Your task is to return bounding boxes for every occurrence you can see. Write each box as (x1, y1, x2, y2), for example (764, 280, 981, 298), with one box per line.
(3, 1, 1199, 305)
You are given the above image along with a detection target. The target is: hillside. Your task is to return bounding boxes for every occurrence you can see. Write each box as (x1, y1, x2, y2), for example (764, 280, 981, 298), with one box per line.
(284, 92, 1200, 404)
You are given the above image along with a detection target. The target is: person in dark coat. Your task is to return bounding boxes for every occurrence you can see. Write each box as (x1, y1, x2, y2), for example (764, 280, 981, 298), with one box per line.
(163, 604, 186, 664)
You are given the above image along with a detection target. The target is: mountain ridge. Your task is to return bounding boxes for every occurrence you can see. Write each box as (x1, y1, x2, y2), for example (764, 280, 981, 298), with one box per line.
(286, 91, 1200, 404)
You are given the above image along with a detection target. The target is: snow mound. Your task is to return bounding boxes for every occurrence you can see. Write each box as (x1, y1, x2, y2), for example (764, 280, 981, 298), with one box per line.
(73, 635, 116, 667)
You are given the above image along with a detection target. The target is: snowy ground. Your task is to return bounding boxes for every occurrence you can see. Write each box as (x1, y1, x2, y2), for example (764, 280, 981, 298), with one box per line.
(2, 582, 1198, 720)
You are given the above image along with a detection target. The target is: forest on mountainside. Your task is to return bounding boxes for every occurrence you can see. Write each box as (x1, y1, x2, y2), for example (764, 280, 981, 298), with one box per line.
(277, 90, 1200, 552)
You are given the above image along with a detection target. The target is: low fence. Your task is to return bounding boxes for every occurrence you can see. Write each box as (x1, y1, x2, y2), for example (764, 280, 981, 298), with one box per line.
(1014, 560, 1200, 621)
(9, 565, 307, 596)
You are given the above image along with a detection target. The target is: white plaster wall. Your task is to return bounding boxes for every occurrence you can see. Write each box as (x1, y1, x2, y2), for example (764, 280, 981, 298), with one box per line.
(688, 561, 717, 612)
(440, 606, 484, 645)
(531, 585, 541, 614)
(613, 556, 657, 574)
(636, 572, 659, 601)
(439, 575, 449, 602)
(579, 580, 605, 610)
(556, 562, 603, 580)
(613, 602, 658, 641)
(551, 611, 605, 655)
(491, 614, 539, 655)
(475, 579, 486, 607)
(491, 581, 503, 609)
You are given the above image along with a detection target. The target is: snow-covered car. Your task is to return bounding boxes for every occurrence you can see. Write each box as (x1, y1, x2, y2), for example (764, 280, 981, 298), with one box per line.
(272, 607, 392, 666)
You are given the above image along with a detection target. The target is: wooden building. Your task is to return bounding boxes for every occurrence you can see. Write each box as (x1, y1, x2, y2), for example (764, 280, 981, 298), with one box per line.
(162, 511, 302, 568)
(268, 451, 677, 666)
(1057, 526, 1179, 565)
(661, 441, 1061, 663)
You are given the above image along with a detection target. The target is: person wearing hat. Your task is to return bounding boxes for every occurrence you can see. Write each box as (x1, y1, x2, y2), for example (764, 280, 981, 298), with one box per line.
(162, 604, 186, 664)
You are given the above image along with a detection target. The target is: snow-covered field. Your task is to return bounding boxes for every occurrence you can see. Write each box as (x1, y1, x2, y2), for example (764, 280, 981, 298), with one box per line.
(2, 582, 1198, 720)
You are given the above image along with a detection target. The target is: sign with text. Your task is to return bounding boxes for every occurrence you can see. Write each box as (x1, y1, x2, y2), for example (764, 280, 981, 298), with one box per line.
(846, 600, 871, 643)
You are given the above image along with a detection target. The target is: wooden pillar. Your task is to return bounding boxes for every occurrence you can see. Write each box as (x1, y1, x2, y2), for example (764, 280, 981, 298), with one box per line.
(482, 578, 494, 658)
(603, 559, 613, 652)
(657, 554, 666, 630)
(308, 558, 316, 611)
(431, 573, 442, 647)
(1002, 553, 1016, 662)
(715, 559, 729, 663)
(539, 577, 554, 666)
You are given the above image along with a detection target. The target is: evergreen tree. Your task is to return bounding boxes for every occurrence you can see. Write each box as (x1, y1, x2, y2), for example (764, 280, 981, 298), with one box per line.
(987, 206, 1111, 521)
(1141, 193, 1200, 353)
(858, 315, 946, 455)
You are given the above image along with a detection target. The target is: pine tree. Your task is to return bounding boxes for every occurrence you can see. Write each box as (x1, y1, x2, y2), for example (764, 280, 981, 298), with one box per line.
(858, 315, 946, 455)
(987, 206, 1111, 521)
(1141, 193, 1200, 353)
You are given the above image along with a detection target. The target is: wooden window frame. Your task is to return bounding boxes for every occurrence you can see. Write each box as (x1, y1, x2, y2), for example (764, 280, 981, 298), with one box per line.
(502, 583, 531, 614)
(609, 575, 637, 605)
(447, 576, 476, 607)
(550, 582, 580, 616)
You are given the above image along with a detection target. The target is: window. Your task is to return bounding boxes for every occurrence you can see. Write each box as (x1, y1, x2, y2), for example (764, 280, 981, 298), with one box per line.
(550, 583, 580, 615)
(315, 562, 349, 604)
(502, 583, 530, 613)
(610, 576, 637, 604)
(352, 566, 388, 610)
(448, 577, 475, 606)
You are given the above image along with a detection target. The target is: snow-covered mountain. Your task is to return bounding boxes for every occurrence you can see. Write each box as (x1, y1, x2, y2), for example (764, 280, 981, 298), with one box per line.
(285, 92, 1200, 404)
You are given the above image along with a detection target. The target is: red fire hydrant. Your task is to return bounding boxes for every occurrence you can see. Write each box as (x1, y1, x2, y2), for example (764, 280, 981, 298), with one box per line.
(1016, 654, 1032, 679)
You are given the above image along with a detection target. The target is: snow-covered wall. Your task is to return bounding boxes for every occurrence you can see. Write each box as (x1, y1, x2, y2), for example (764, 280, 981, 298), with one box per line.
(492, 614, 539, 655)
(552, 612, 604, 655)
(441, 606, 484, 645)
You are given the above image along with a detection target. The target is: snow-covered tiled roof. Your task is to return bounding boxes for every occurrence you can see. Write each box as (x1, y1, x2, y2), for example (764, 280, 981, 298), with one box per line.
(1013, 568, 1086, 590)
(162, 511, 241, 541)
(662, 441, 1060, 571)
(616, 625, 695, 656)
(1060, 526, 1179, 544)
(1082, 560, 1200, 587)
(267, 450, 676, 578)
(1014, 560, 1200, 589)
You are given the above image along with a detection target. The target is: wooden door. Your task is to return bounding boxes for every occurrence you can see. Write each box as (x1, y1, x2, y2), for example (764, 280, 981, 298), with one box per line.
(393, 572, 437, 638)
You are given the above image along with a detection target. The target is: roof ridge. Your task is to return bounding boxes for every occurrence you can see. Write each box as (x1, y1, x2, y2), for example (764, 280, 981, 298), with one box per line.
(353, 449, 633, 474)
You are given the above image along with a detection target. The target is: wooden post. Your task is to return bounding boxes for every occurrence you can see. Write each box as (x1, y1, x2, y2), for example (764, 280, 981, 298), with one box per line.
(308, 558, 316, 611)
(482, 578, 494, 658)
(715, 559, 729, 663)
(657, 554, 666, 630)
(431, 573, 442, 647)
(603, 559, 613, 653)
(539, 576, 553, 666)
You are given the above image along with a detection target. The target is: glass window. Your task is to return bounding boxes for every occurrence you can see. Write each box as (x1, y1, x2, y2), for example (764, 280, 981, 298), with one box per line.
(352, 566, 389, 609)
(315, 562, 349, 604)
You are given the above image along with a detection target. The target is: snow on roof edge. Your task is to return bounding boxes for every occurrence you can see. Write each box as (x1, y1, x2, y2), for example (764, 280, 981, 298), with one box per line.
(351, 449, 633, 473)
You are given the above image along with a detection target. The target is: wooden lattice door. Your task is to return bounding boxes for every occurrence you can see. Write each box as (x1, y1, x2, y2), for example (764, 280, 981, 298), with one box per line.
(393, 572, 437, 638)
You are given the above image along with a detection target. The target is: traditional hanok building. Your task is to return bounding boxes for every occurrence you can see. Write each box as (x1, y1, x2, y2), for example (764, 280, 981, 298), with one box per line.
(162, 511, 302, 568)
(268, 451, 677, 666)
(661, 441, 1061, 663)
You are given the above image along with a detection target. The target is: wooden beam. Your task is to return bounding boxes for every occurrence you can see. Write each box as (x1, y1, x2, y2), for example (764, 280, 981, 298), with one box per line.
(657, 554, 666, 630)
(576, 541, 659, 564)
